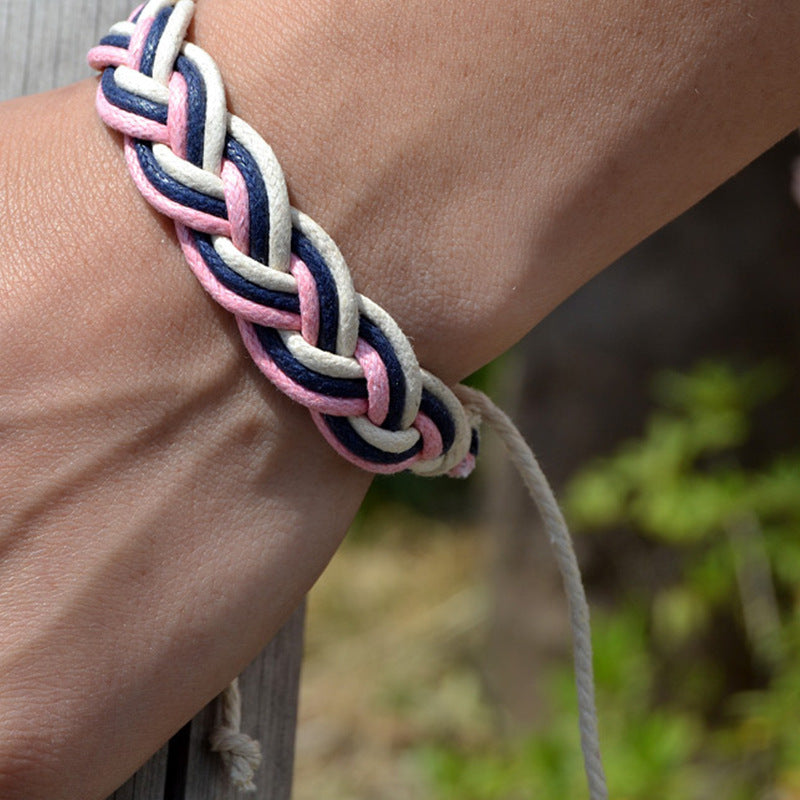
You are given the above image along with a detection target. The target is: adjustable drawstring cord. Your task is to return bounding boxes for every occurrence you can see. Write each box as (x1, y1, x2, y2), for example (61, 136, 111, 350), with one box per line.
(457, 385, 608, 800)
(209, 677, 262, 792)
(212, 387, 611, 799)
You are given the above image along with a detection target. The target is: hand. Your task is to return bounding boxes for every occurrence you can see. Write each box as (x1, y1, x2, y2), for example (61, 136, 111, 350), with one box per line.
(0, 84, 370, 799)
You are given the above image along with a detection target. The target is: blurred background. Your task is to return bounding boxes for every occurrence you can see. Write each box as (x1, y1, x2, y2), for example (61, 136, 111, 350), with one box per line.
(293, 134, 800, 800)
(5, 7, 799, 797)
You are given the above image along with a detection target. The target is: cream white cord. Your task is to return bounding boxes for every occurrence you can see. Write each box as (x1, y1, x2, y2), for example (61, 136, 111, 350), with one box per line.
(456, 385, 609, 800)
(209, 677, 262, 792)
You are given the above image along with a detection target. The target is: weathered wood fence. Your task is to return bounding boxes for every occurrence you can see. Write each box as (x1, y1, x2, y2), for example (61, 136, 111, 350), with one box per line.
(1, 2, 305, 796)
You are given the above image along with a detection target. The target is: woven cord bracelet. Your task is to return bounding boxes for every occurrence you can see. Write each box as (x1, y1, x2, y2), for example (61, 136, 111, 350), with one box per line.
(88, 2, 607, 797)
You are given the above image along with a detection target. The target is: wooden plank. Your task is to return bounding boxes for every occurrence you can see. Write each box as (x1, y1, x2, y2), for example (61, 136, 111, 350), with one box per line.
(107, 603, 305, 800)
(182, 604, 306, 800)
(106, 749, 169, 800)
(103, 603, 305, 800)
(4, 4, 307, 798)
(0, 0, 134, 101)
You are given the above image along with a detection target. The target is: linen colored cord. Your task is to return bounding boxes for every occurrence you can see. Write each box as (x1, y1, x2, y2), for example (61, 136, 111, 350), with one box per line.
(88, 2, 607, 797)
(458, 386, 608, 800)
(209, 678, 262, 792)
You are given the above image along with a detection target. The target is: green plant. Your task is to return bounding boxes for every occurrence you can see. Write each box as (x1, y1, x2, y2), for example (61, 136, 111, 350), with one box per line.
(565, 360, 800, 794)
(421, 361, 800, 800)
(419, 607, 712, 800)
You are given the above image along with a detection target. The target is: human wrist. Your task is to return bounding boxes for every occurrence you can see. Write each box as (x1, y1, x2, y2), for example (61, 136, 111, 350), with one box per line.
(189, 0, 523, 381)
(192, 0, 800, 387)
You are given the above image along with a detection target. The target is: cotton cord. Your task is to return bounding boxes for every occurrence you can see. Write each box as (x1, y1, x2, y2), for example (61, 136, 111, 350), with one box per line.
(457, 386, 608, 800)
(88, 2, 606, 796)
(209, 678, 262, 792)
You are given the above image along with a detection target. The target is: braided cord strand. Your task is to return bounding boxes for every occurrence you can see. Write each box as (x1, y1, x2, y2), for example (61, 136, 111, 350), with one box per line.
(88, 3, 607, 797)
(208, 678, 262, 792)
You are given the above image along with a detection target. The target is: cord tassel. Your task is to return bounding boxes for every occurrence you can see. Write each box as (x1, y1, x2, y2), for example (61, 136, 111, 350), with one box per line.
(209, 677, 262, 792)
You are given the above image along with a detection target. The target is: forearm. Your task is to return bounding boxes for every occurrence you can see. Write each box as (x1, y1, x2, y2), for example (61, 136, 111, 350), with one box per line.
(192, 0, 800, 378)
(0, 85, 371, 797)
(1, 1, 799, 797)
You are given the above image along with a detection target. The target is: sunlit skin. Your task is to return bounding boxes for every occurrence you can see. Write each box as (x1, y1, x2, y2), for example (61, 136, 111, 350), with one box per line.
(0, 1, 799, 797)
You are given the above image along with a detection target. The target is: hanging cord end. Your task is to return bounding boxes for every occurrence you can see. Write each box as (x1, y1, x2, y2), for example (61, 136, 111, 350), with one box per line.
(209, 678, 262, 792)
(454, 383, 609, 800)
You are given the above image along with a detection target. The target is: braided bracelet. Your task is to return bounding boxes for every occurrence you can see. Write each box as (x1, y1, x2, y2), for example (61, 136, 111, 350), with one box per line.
(88, 3, 607, 798)
(88, 0, 479, 480)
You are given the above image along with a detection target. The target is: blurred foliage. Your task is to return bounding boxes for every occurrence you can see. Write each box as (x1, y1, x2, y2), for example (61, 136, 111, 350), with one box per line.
(419, 361, 800, 799)
(418, 608, 712, 800)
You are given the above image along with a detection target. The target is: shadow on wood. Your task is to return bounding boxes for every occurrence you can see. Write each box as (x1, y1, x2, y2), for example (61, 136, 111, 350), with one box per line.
(107, 603, 305, 800)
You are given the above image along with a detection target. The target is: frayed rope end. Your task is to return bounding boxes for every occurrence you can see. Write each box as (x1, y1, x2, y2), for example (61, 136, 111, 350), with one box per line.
(209, 727, 262, 792)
